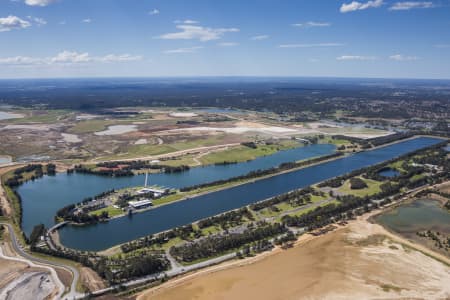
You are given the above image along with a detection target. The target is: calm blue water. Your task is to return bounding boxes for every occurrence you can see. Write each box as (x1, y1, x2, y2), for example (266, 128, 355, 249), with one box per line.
(378, 168, 400, 178)
(18, 144, 335, 236)
(56, 137, 442, 251)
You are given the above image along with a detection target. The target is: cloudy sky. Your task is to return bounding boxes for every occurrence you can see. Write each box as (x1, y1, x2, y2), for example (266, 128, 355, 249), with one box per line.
(1, 0, 449, 79)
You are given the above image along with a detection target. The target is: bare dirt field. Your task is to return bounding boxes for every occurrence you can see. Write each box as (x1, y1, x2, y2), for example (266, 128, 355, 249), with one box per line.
(80, 267, 106, 292)
(140, 216, 450, 300)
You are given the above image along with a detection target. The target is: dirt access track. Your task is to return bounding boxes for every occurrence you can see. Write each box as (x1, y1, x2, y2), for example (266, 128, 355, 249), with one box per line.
(140, 212, 450, 300)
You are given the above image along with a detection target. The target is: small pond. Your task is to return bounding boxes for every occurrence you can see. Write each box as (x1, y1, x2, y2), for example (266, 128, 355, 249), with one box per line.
(378, 168, 400, 178)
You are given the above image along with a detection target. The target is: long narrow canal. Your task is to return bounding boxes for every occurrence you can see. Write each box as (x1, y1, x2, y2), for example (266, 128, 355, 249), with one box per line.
(55, 137, 442, 251)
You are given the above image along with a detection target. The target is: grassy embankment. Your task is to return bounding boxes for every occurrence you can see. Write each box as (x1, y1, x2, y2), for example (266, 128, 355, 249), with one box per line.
(198, 140, 299, 165)
(338, 177, 383, 197)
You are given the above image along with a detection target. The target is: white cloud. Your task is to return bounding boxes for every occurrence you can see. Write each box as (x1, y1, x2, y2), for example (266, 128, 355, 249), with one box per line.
(337, 55, 377, 60)
(0, 51, 143, 65)
(81, 18, 92, 23)
(164, 46, 203, 54)
(174, 20, 199, 24)
(51, 51, 91, 63)
(159, 24, 239, 42)
(340, 0, 383, 13)
(251, 35, 269, 40)
(292, 21, 331, 28)
(149, 9, 160, 15)
(25, 0, 57, 6)
(98, 54, 143, 62)
(0, 56, 42, 65)
(389, 2, 434, 10)
(27, 16, 47, 26)
(279, 43, 343, 48)
(0, 15, 31, 32)
(389, 54, 419, 61)
(217, 42, 238, 47)
(183, 20, 198, 24)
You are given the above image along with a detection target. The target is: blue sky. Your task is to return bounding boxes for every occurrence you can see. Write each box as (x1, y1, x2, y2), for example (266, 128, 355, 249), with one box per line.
(0, 0, 449, 79)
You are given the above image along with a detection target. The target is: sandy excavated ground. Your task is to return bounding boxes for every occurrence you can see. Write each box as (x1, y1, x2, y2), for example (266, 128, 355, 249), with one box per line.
(141, 217, 450, 300)
(0, 271, 56, 300)
(0, 257, 57, 300)
(80, 267, 106, 292)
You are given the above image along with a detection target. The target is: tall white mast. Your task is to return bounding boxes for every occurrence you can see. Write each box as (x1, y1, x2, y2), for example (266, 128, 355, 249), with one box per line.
(144, 172, 148, 187)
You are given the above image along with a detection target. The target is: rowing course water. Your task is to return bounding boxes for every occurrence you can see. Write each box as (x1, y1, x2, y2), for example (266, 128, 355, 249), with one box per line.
(17, 143, 335, 236)
(57, 137, 443, 251)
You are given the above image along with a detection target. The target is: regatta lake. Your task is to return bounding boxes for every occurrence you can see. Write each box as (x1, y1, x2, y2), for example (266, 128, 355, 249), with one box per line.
(16, 137, 443, 251)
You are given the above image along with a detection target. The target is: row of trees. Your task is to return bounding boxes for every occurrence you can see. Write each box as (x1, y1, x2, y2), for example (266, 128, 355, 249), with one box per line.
(180, 152, 343, 192)
(69, 162, 190, 177)
(197, 207, 254, 229)
(250, 186, 315, 211)
(120, 224, 195, 253)
(33, 244, 168, 284)
(169, 222, 287, 263)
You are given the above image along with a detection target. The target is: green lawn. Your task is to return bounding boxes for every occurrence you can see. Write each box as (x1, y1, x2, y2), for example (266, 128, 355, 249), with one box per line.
(289, 199, 340, 217)
(89, 206, 123, 218)
(338, 177, 382, 197)
(199, 141, 299, 165)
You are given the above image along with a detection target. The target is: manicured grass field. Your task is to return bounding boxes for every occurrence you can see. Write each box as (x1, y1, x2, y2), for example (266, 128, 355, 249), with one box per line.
(199, 140, 299, 165)
(338, 177, 382, 197)
(90, 206, 123, 218)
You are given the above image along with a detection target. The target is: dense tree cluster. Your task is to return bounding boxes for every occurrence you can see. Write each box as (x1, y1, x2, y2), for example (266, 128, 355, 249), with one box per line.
(349, 178, 368, 190)
(197, 207, 254, 229)
(4, 164, 44, 187)
(33, 245, 168, 284)
(120, 225, 195, 253)
(367, 132, 413, 147)
(28, 224, 45, 246)
(70, 162, 189, 177)
(169, 222, 287, 263)
(241, 142, 257, 149)
(318, 141, 447, 189)
(282, 198, 371, 229)
(250, 186, 315, 211)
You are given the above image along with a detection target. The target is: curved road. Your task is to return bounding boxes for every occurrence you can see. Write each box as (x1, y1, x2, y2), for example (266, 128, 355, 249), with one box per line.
(0, 222, 84, 300)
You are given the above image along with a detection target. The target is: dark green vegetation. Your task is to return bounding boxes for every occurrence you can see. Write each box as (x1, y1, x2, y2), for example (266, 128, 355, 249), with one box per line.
(349, 178, 368, 190)
(120, 208, 255, 253)
(69, 162, 190, 177)
(29, 224, 45, 246)
(169, 222, 287, 263)
(34, 244, 169, 284)
(180, 152, 343, 192)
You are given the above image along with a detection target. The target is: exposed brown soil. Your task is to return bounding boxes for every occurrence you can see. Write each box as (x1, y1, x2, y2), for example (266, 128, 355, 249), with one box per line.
(139, 214, 450, 300)
(80, 267, 106, 292)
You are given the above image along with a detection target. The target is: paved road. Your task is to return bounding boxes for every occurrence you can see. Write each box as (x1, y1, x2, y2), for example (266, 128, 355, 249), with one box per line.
(0, 222, 83, 300)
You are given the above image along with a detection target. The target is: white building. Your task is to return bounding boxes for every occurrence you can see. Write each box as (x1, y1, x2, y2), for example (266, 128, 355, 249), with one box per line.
(128, 199, 152, 209)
